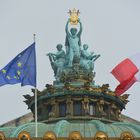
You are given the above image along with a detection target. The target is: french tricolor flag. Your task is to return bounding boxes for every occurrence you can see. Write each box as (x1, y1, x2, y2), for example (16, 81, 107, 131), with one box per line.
(111, 53, 140, 96)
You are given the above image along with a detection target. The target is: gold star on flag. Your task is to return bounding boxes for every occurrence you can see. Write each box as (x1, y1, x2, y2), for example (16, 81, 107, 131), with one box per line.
(17, 70, 21, 75)
(6, 76, 10, 80)
(17, 62, 22, 67)
(14, 76, 19, 79)
(14, 76, 17, 79)
(2, 69, 6, 74)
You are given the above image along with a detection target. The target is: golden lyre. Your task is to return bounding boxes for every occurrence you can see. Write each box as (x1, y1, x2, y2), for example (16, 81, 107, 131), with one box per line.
(68, 8, 80, 25)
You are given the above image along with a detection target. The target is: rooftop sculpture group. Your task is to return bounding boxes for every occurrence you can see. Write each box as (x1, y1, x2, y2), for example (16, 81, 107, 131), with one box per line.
(47, 9, 100, 82)
(0, 9, 139, 140)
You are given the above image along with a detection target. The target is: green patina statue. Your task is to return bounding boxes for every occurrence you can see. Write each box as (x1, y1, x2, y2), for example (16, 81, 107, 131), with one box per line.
(47, 44, 65, 81)
(65, 18, 82, 67)
(80, 44, 100, 71)
(47, 17, 100, 82)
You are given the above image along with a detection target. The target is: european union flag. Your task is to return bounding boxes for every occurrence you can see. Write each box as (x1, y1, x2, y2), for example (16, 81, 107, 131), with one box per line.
(0, 42, 36, 87)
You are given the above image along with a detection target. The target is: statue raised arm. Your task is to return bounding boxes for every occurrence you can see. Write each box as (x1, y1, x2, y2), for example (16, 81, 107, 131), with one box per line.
(65, 19, 71, 38)
(77, 19, 82, 38)
(65, 18, 82, 43)
(65, 18, 82, 67)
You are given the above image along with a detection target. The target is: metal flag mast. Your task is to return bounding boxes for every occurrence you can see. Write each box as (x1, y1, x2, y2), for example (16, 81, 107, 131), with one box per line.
(34, 34, 38, 137)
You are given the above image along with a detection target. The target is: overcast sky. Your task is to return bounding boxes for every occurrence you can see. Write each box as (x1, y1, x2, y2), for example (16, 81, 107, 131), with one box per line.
(0, 0, 140, 124)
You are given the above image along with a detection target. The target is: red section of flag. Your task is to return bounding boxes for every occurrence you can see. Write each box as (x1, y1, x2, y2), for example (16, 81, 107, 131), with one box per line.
(111, 58, 138, 82)
(111, 58, 138, 96)
(115, 76, 137, 96)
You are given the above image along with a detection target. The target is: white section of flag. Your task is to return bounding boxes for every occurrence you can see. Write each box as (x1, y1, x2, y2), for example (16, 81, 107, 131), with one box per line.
(135, 71, 140, 81)
(130, 52, 140, 69)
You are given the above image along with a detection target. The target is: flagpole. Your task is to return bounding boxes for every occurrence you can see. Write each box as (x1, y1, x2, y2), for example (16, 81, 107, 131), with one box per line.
(34, 34, 38, 137)
(35, 88, 38, 137)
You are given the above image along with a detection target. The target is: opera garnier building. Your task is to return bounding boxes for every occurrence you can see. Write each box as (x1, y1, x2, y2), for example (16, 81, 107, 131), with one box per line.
(0, 10, 140, 140)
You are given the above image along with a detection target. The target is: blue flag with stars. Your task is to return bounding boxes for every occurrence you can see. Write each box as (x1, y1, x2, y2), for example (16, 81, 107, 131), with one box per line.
(0, 42, 36, 87)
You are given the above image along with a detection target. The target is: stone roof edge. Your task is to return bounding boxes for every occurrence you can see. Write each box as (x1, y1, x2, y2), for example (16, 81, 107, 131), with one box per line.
(121, 114, 140, 125)
(0, 112, 33, 127)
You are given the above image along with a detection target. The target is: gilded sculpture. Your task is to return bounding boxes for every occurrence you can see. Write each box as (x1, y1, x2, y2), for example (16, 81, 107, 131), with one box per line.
(120, 132, 134, 140)
(43, 132, 57, 140)
(68, 8, 80, 25)
(0, 132, 5, 140)
(18, 131, 30, 140)
(94, 131, 108, 140)
(69, 131, 82, 140)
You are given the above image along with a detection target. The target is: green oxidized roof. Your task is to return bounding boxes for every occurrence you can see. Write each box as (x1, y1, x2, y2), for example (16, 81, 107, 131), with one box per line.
(1, 120, 140, 137)
(0, 127, 16, 137)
